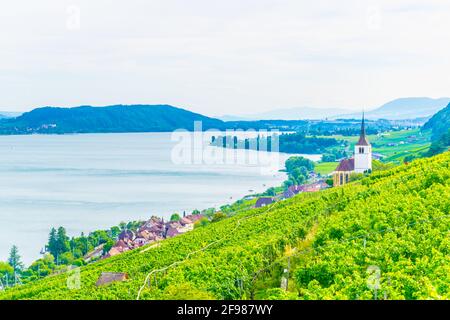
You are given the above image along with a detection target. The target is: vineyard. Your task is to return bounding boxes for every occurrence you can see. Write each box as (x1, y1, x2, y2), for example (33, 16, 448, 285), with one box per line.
(1, 152, 449, 300)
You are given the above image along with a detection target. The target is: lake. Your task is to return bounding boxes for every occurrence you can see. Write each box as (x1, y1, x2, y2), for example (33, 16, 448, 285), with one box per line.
(0, 133, 321, 264)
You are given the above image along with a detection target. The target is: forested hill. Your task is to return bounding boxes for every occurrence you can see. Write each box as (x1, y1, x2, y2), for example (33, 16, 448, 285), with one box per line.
(423, 102, 450, 139)
(0, 105, 226, 134)
(1, 152, 449, 300)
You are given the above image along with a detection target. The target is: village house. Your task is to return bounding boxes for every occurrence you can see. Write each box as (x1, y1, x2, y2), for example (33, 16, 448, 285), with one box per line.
(255, 197, 275, 208)
(283, 181, 330, 199)
(105, 239, 131, 258)
(105, 213, 205, 259)
(177, 217, 195, 233)
(301, 181, 330, 192)
(184, 214, 203, 223)
(83, 243, 105, 263)
(283, 189, 296, 199)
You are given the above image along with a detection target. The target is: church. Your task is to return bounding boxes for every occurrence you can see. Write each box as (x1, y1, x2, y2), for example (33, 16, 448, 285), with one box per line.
(333, 114, 372, 186)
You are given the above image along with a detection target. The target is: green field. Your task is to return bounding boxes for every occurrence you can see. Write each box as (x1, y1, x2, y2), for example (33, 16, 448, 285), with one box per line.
(320, 128, 432, 163)
(2, 152, 448, 300)
(314, 162, 338, 175)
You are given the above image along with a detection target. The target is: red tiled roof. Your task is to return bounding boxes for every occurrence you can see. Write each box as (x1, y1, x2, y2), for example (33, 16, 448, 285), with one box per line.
(180, 217, 193, 225)
(335, 158, 355, 172)
(185, 214, 203, 222)
(302, 181, 330, 192)
(115, 240, 129, 249)
(166, 227, 180, 238)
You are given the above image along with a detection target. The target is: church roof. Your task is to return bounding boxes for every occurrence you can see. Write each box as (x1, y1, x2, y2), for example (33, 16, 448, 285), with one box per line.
(335, 158, 355, 172)
(356, 113, 370, 146)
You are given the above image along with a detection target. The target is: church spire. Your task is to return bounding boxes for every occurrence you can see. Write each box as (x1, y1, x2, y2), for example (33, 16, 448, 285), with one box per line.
(357, 112, 369, 146)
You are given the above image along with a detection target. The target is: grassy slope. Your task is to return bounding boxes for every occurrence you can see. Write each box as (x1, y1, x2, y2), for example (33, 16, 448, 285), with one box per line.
(314, 162, 338, 175)
(1, 152, 449, 300)
(320, 129, 431, 163)
(371, 129, 431, 162)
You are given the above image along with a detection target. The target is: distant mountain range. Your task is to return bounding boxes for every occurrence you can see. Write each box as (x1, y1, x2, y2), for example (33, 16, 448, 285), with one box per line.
(339, 97, 450, 120)
(0, 111, 22, 119)
(0, 105, 225, 134)
(218, 107, 352, 121)
(1, 97, 448, 135)
(219, 97, 450, 121)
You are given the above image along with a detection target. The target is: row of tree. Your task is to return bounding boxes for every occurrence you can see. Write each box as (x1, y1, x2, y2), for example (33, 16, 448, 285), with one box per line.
(212, 133, 341, 154)
(1, 221, 145, 287)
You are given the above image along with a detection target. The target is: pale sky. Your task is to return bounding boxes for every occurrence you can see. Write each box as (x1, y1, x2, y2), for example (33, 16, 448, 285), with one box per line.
(1, 0, 450, 116)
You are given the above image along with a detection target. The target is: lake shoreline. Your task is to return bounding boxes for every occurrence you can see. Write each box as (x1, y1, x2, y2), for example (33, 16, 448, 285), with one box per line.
(0, 133, 321, 264)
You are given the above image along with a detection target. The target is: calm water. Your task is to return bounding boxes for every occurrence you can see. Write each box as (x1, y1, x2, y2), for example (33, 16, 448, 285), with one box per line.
(0, 133, 320, 264)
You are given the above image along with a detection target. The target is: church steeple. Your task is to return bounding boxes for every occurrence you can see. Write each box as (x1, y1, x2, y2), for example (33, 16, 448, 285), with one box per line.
(334, 112, 373, 184)
(356, 112, 369, 146)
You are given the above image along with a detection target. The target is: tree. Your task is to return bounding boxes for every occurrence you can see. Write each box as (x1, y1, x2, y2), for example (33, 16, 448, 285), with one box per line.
(427, 129, 450, 156)
(90, 230, 109, 247)
(56, 227, 70, 257)
(170, 213, 181, 221)
(322, 153, 337, 162)
(283, 179, 294, 190)
(110, 226, 121, 239)
(59, 252, 74, 265)
(285, 156, 315, 173)
(119, 221, 127, 231)
(26, 254, 55, 278)
(47, 227, 58, 258)
(211, 212, 226, 222)
(291, 167, 308, 183)
(47, 226, 70, 263)
(264, 187, 276, 196)
(194, 217, 210, 229)
(325, 178, 334, 187)
(8, 245, 23, 273)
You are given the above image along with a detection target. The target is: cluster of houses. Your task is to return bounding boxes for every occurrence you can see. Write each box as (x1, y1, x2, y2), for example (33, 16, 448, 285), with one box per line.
(255, 180, 330, 208)
(104, 214, 204, 258)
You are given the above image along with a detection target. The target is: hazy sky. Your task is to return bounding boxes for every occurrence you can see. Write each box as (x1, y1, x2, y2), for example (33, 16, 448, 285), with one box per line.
(1, 0, 450, 116)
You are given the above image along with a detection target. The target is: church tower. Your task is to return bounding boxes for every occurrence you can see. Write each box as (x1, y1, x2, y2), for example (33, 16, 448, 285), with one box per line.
(354, 113, 372, 173)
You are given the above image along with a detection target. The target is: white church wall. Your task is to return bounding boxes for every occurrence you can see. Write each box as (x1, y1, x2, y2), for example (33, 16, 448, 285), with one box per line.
(354, 145, 372, 173)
